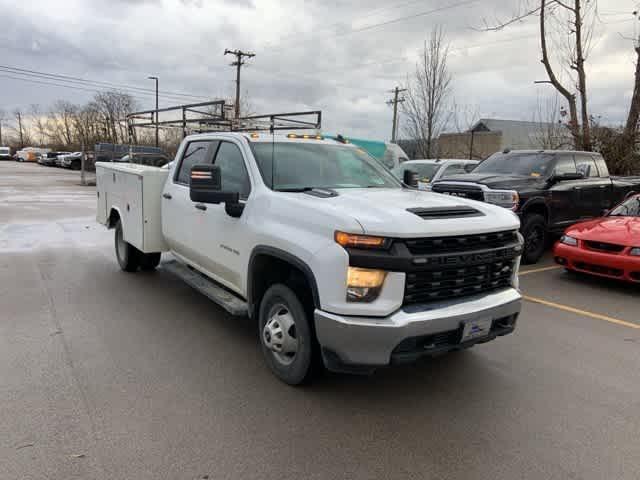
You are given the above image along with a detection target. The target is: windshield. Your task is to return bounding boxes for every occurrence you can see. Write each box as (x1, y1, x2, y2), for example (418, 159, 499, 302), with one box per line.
(251, 142, 402, 190)
(609, 195, 640, 217)
(474, 152, 554, 177)
(392, 163, 441, 182)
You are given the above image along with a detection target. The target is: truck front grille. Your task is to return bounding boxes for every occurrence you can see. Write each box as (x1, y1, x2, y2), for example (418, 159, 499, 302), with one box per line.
(431, 183, 484, 201)
(405, 230, 519, 255)
(404, 259, 516, 304)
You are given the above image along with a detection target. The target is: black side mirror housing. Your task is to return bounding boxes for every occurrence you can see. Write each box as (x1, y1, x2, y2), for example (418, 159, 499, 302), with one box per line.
(189, 164, 243, 217)
(550, 172, 585, 183)
(403, 169, 419, 188)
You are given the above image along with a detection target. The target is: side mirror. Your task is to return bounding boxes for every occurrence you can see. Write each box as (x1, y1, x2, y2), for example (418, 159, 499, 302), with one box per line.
(551, 172, 585, 183)
(190, 164, 241, 211)
(403, 169, 419, 188)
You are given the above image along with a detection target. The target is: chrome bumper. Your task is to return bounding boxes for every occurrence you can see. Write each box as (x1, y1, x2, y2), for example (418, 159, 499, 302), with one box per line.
(314, 288, 521, 371)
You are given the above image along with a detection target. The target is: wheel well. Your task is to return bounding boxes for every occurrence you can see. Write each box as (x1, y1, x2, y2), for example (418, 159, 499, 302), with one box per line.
(522, 202, 548, 223)
(107, 208, 120, 229)
(248, 253, 318, 320)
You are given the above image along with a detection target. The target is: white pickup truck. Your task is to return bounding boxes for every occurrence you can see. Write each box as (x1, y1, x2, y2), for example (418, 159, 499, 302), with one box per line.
(96, 132, 523, 385)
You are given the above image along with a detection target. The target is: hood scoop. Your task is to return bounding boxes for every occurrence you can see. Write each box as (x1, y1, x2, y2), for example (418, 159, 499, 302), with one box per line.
(407, 206, 484, 220)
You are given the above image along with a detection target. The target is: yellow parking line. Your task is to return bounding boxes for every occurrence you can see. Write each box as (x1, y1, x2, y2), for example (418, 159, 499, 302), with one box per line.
(519, 265, 562, 276)
(523, 295, 640, 330)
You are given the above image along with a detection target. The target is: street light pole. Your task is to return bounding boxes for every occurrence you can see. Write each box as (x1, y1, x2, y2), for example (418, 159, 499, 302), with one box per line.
(148, 76, 159, 147)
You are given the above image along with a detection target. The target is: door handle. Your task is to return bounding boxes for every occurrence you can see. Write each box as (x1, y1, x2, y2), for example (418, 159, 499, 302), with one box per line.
(573, 186, 581, 190)
(195, 204, 207, 211)
(162, 193, 172, 199)
(599, 185, 607, 189)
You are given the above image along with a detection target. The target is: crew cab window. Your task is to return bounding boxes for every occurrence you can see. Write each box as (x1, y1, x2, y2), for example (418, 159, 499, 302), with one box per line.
(594, 156, 609, 177)
(213, 142, 251, 199)
(574, 154, 599, 178)
(553, 155, 577, 175)
(175, 140, 217, 185)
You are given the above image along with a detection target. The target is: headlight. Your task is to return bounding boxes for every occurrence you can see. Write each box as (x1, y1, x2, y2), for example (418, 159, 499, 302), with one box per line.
(346, 267, 386, 302)
(630, 247, 640, 256)
(560, 235, 578, 246)
(335, 231, 390, 249)
(483, 190, 519, 211)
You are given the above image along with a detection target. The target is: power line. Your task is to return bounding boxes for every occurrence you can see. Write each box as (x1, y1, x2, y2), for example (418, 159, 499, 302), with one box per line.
(0, 73, 156, 105)
(0, 64, 210, 101)
(266, 0, 480, 53)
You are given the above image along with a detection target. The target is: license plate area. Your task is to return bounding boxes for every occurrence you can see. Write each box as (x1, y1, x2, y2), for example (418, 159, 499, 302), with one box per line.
(461, 317, 492, 342)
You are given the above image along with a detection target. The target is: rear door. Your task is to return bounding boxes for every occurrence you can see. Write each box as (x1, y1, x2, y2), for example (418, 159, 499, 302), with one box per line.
(161, 139, 218, 264)
(574, 153, 610, 218)
(549, 153, 581, 227)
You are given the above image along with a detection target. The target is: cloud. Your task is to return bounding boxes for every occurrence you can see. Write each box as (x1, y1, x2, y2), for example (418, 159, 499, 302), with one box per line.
(0, 0, 635, 141)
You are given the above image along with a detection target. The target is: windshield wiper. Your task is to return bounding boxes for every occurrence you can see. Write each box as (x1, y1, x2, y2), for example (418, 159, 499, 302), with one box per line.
(275, 187, 316, 192)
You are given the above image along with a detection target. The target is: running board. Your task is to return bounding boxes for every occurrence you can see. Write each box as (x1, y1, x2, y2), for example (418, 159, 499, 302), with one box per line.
(162, 260, 248, 316)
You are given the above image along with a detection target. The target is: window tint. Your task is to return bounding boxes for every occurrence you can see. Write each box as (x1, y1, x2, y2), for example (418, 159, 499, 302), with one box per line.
(594, 156, 609, 177)
(443, 163, 468, 176)
(175, 141, 216, 184)
(574, 154, 598, 178)
(214, 142, 251, 199)
(474, 152, 554, 177)
(250, 142, 401, 190)
(553, 155, 577, 175)
(609, 195, 640, 217)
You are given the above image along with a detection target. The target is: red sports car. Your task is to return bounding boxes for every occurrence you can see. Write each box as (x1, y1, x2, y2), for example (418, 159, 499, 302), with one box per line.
(554, 194, 640, 282)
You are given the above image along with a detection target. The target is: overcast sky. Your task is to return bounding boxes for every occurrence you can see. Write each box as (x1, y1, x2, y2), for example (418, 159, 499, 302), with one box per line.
(0, 0, 638, 140)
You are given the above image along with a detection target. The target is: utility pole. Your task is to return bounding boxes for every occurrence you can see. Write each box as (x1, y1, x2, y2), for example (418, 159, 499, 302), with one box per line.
(386, 87, 406, 143)
(148, 76, 159, 147)
(224, 49, 255, 119)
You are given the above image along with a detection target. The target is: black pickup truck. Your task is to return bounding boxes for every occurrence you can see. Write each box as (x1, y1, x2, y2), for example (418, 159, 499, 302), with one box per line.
(432, 150, 640, 264)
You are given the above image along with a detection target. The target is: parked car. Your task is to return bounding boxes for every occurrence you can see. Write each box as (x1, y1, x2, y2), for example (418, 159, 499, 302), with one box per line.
(392, 159, 478, 190)
(96, 131, 523, 385)
(16, 147, 51, 162)
(57, 152, 83, 169)
(432, 150, 640, 264)
(0, 146, 11, 160)
(39, 151, 70, 166)
(554, 193, 640, 283)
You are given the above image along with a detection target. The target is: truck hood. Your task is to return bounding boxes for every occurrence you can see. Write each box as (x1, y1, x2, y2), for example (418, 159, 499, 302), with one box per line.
(437, 173, 545, 190)
(286, 188, 520, 237)
(566, 216, 640, 246)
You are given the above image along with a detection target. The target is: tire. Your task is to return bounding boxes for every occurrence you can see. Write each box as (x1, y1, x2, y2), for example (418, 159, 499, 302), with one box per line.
(258, 283, 315, 385)
(521, 213, 547, 265)
(114, 220, 140, 272)
(71, 161, 81, 171)
(140, 252, 161, 271)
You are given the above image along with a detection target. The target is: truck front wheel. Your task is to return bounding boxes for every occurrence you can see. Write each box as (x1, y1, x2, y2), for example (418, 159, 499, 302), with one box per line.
(259, 284, 314, 385)
(521, 213, 547, 264)
(115, 220, 140, 272)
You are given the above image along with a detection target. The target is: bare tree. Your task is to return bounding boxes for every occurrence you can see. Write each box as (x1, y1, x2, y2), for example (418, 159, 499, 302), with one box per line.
(402, 27, 452, 158)
(47, 101, 78, 147)
(532, 93, 573, 149)
(0, 109, 6, 145)
(482, 0, 598, 151)
(11, 109, 30, 148)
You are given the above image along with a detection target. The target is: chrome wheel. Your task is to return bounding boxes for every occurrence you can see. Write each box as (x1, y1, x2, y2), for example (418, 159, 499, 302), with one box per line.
(262, 303, 298, 366)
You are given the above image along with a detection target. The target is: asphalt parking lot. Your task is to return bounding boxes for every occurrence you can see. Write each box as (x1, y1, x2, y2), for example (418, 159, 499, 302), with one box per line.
(2, 161, 640, 480)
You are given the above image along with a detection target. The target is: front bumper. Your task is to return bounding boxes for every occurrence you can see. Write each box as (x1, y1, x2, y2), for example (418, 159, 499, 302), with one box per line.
(554, 242, 640, 282)
(314, 287, 521, 373)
